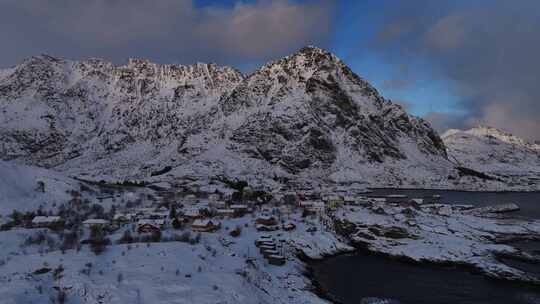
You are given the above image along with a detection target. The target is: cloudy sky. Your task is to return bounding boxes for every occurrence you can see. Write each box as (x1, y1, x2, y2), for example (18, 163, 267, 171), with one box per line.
(1, 0, 539, 140)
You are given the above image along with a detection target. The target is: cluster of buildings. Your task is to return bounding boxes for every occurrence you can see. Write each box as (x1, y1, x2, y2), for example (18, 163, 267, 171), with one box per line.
(254, 235, 286, 266)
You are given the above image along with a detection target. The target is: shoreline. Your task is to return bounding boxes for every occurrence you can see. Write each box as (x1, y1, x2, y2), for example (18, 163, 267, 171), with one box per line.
(303, 244, 540, 304)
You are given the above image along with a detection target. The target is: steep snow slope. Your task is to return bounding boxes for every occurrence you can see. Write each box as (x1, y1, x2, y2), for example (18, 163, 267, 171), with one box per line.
(0, 46, 499, 189)
(0, 161, 77, 215)
(443, 127, 540, 184)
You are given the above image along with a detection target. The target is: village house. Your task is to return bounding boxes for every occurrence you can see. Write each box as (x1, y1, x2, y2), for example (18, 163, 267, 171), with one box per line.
(82, 219, 110, 229)
(282, 222, 296, 231)
(216, 208, 235, 217)
(230, 204, 249, 216)
(322, 195, 344, 207)
(208, 193, 221, 203)
(146, 211, 169, 220)
(308, 201, 326, 213)
(209, 200, 227, 209)
(282, 191, 299, 205)
(184, 194, 198, 205)
(267, 254, 286, 266)
(134, 208, 155, 219)
(255, 235, 274, 246)
(137, 219, 164, 233)
(191, 219, 221, 232)
(183, 207, 203, 219)
(343, 195, 357, 205)
(255, 215, 277, 226)
(298, 200, 314, 208)
(261, 248, 280, 258)
(31, 216, 64, 229)
(113, 213, 136, 223)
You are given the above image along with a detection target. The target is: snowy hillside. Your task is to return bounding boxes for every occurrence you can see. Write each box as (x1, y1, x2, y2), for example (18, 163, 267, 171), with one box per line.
(443, 126, 540, 186)
(3, 47, 536, 190)
(0, 161, 77, 215)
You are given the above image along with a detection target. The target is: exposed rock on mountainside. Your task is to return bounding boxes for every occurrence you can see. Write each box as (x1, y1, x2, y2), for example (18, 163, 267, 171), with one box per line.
(0, 46, 479, 188)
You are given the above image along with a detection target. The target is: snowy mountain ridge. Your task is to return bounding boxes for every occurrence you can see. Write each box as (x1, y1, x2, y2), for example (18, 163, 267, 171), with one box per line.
(443, 126, 540, 183)
(443, 126, 540, 151)
(0, 46, 529, 190)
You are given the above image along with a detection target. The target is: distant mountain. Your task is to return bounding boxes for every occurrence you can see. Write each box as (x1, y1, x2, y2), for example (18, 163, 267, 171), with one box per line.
(443, 126, 540, 184)
(0, 47, 503, 189)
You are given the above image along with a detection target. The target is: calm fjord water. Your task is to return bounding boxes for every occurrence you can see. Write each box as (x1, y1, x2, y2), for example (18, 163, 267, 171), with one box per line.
(312, 189, 540, 304)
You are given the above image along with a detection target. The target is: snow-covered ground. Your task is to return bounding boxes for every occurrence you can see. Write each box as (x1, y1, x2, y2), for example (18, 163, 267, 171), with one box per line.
(0, 161, 78, 215)
(0, 204, 351, 303)
(1, 184, 539, 303)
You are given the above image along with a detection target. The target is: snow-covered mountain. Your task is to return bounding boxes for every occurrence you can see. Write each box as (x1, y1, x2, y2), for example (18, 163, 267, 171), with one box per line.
(0, 46, 472, 188)
(443, 126, 540, 184)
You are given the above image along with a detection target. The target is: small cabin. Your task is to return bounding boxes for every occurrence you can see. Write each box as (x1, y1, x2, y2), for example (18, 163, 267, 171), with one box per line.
(137, 219, 164, 233)
(191, 219, 221, 232)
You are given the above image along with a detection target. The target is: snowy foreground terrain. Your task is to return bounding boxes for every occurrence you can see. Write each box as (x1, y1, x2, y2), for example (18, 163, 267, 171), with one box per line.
(1, 165, 540, 303)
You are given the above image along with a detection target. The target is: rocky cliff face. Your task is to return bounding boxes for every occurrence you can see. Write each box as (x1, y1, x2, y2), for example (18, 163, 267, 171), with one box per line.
(0, 47, 452, 186)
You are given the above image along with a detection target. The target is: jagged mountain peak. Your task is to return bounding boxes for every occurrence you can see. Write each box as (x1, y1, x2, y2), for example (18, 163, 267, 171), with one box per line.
(0, 47, 451, 185)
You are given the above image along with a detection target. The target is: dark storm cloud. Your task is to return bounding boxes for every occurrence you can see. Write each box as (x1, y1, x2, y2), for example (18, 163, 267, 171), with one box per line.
(0, 0, 334, 70)
(374, 0, 540, 140)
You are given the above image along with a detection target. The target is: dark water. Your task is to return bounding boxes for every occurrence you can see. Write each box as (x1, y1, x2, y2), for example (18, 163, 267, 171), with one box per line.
(312, 190, 540, 304)
(312, 252, 540, 304)
(369, 188, 540, 219)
